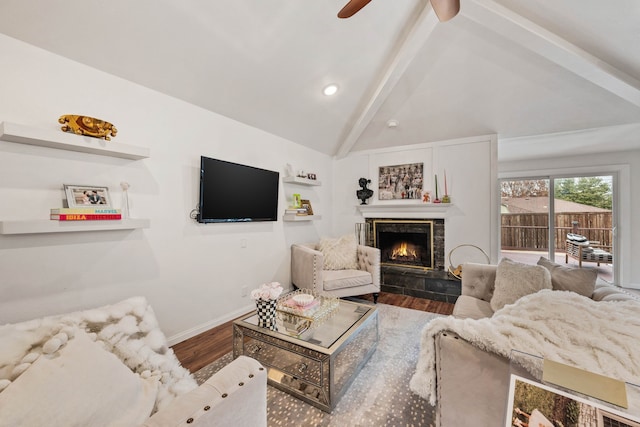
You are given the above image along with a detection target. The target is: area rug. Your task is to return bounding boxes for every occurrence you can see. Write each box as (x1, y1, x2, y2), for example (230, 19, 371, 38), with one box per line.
(193, 304, 442, 426)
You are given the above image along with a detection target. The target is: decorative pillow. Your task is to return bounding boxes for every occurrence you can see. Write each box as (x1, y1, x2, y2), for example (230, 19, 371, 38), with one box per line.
(0, 296, 197, 413)
(490, 258, 552, 311)
(0, 329, 159, 426)
(318, 234, 358, 270)
(537, 256, 597, 297)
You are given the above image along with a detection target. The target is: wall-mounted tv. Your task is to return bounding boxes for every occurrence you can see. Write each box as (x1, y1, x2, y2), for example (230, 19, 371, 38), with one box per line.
(198, 156, 280, 223)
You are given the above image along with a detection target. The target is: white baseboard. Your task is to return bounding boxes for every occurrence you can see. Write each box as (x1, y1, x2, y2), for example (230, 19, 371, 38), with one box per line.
(167, 303, 254, 346)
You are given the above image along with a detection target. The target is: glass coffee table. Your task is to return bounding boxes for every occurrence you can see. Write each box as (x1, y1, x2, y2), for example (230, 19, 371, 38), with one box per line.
(232, 297, 378, 412)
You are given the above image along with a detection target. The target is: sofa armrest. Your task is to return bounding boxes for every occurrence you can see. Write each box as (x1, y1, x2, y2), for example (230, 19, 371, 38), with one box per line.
(143, 356, 267, 427)
(592, 283, 638, 302)
(435, 331, 531, 427)
(291, 244, 324, 294)
(357, 245, 381, 289)
(460, 263, 497, 302)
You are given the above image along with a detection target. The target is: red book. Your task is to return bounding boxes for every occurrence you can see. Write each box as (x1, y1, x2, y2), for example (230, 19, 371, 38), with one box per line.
(50, 214, 122, 221)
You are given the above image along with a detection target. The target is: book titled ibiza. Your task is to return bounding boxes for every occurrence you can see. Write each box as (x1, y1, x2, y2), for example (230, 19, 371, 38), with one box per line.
(50, 213, 122, 221)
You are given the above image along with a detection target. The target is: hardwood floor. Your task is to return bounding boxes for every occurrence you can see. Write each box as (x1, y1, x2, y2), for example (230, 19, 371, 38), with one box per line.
(171, 292, 454, 373)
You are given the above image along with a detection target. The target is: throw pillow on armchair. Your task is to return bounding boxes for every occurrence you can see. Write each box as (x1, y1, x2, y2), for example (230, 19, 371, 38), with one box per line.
(318, 234, 358, 270)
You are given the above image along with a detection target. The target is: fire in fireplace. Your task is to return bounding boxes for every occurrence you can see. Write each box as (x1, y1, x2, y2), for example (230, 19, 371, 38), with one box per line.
(391, 242, 418, 260)
(390, 242, 420, 262)
(373, 219, 434, 270)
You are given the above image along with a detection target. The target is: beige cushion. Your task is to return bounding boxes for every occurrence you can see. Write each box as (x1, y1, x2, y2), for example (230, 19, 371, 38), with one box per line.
(323, 269, 372, 291)
(452, 295, 494, 319)
(592, 283, 637, 302)
(0, 329, 159, 427)
(490, 258, 552, 311)
(318, 234, 358, 270)
(537, 256, 597, 297)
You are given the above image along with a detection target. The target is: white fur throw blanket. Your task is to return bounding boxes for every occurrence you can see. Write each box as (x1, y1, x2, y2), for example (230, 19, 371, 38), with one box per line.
(0, 297, 197, 413)
(409, 289, 640, 405)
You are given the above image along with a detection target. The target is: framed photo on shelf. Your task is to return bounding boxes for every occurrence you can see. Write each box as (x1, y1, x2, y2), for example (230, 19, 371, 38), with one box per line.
(300, 199, 314, 215)
(64, 184, 112, 208)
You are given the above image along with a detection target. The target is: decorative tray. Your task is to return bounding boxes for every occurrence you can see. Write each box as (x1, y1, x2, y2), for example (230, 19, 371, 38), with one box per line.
(276, 290, 339, 334)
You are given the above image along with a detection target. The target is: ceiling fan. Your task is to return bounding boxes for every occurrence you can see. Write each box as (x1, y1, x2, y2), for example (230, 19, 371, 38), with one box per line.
(338, 0, 460, 22)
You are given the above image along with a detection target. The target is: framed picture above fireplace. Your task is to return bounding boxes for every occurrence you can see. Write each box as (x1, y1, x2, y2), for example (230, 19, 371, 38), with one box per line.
(378, 162, 423, 200)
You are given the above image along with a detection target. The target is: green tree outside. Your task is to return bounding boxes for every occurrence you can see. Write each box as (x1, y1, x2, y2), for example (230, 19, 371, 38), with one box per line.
(554, 177, 612, 210)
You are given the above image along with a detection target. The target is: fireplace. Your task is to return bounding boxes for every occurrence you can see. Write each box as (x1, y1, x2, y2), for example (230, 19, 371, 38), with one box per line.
(374, 220, 434, 270)
(364, 217, 459, 302)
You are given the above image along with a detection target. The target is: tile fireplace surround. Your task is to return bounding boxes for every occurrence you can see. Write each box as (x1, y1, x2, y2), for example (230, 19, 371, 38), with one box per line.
(359, 204, 460, 303)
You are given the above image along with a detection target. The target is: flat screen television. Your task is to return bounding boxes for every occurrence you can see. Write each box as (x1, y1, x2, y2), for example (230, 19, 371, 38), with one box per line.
(198, 156, 280, 223)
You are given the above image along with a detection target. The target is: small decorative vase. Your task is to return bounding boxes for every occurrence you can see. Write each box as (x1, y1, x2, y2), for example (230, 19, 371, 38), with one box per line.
(120, 182, 131, 219)
(121, 190, 130, 219)
(255, 299, 277, 331)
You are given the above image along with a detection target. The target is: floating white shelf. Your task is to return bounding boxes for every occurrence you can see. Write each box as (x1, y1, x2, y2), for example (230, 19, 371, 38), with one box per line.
(0, 121, 150, 160)
(283, 214, 322, 222)
(0, 218, 150, 235)
(282, 176, 322, 186)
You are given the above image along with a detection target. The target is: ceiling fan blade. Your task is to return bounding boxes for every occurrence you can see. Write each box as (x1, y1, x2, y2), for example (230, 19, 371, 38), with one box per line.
(337, 0, 372, 19)
(430, 0, 460, 22)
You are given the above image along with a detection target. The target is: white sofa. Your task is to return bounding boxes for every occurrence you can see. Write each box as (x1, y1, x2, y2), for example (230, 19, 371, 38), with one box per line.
(410, 259, 639, 427)
(0, 297, 267, 426)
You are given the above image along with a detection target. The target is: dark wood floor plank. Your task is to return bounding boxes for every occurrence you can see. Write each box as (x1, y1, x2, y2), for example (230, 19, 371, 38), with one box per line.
(172, 292, 454, 373)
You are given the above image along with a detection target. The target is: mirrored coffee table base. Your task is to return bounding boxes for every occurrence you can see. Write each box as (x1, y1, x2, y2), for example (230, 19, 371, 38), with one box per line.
(233, 298, 378, 412)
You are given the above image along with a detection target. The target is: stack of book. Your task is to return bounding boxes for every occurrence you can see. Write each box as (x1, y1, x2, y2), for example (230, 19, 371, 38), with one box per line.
(279, 312, 312, 336)
(50, 208, 122, 221)
(285, 207, 307, 216)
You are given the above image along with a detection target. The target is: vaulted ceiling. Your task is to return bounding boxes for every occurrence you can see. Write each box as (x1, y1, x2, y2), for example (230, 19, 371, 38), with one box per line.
(1, 0, 639, 157)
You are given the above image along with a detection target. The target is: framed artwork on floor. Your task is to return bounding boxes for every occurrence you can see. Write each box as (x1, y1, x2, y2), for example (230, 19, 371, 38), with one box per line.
(506, 374, 640, 427)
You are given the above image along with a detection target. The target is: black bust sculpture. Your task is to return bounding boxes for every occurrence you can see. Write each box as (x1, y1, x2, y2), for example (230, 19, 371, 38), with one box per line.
(356, 178, 374, 205)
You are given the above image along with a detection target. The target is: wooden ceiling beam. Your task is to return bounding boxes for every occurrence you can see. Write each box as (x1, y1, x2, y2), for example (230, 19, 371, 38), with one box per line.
(465, 0, 640, 108)
(335, 2, 440, 158)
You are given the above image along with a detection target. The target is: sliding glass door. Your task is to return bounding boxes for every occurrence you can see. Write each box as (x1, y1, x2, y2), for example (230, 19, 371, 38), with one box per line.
(500, 174, 615, 282)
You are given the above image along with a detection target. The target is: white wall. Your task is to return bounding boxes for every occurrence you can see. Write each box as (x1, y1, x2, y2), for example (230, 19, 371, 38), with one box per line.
(333, 135, 499, 263)
(499, 146, 640, 288)
(0, 34, 333, 343)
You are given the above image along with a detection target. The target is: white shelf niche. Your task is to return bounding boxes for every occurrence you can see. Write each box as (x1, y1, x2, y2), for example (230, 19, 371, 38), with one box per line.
(0, 218, 150, 235)
(282, 176, 321, 186)
(283, 214, 322, 222)
(0, 121, 150, 160)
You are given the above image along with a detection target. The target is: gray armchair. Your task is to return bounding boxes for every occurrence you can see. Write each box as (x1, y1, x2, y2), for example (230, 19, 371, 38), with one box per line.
(291, 242, 381, 303)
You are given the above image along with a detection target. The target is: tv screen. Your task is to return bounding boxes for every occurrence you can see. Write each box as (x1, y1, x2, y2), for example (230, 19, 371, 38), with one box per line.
(198, 156, 280, 223)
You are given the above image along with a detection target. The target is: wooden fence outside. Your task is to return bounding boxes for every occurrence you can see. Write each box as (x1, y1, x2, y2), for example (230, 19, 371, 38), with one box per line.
(501, 212, 612, 251)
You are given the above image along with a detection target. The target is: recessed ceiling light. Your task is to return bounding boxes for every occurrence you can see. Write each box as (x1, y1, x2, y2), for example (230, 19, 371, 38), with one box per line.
(387, 119, 399, 128)
(323, 84, 338, 96)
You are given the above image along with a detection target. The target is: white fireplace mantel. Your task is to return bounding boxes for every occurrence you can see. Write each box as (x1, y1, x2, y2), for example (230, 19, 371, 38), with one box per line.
(356, 203, 453, 219)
